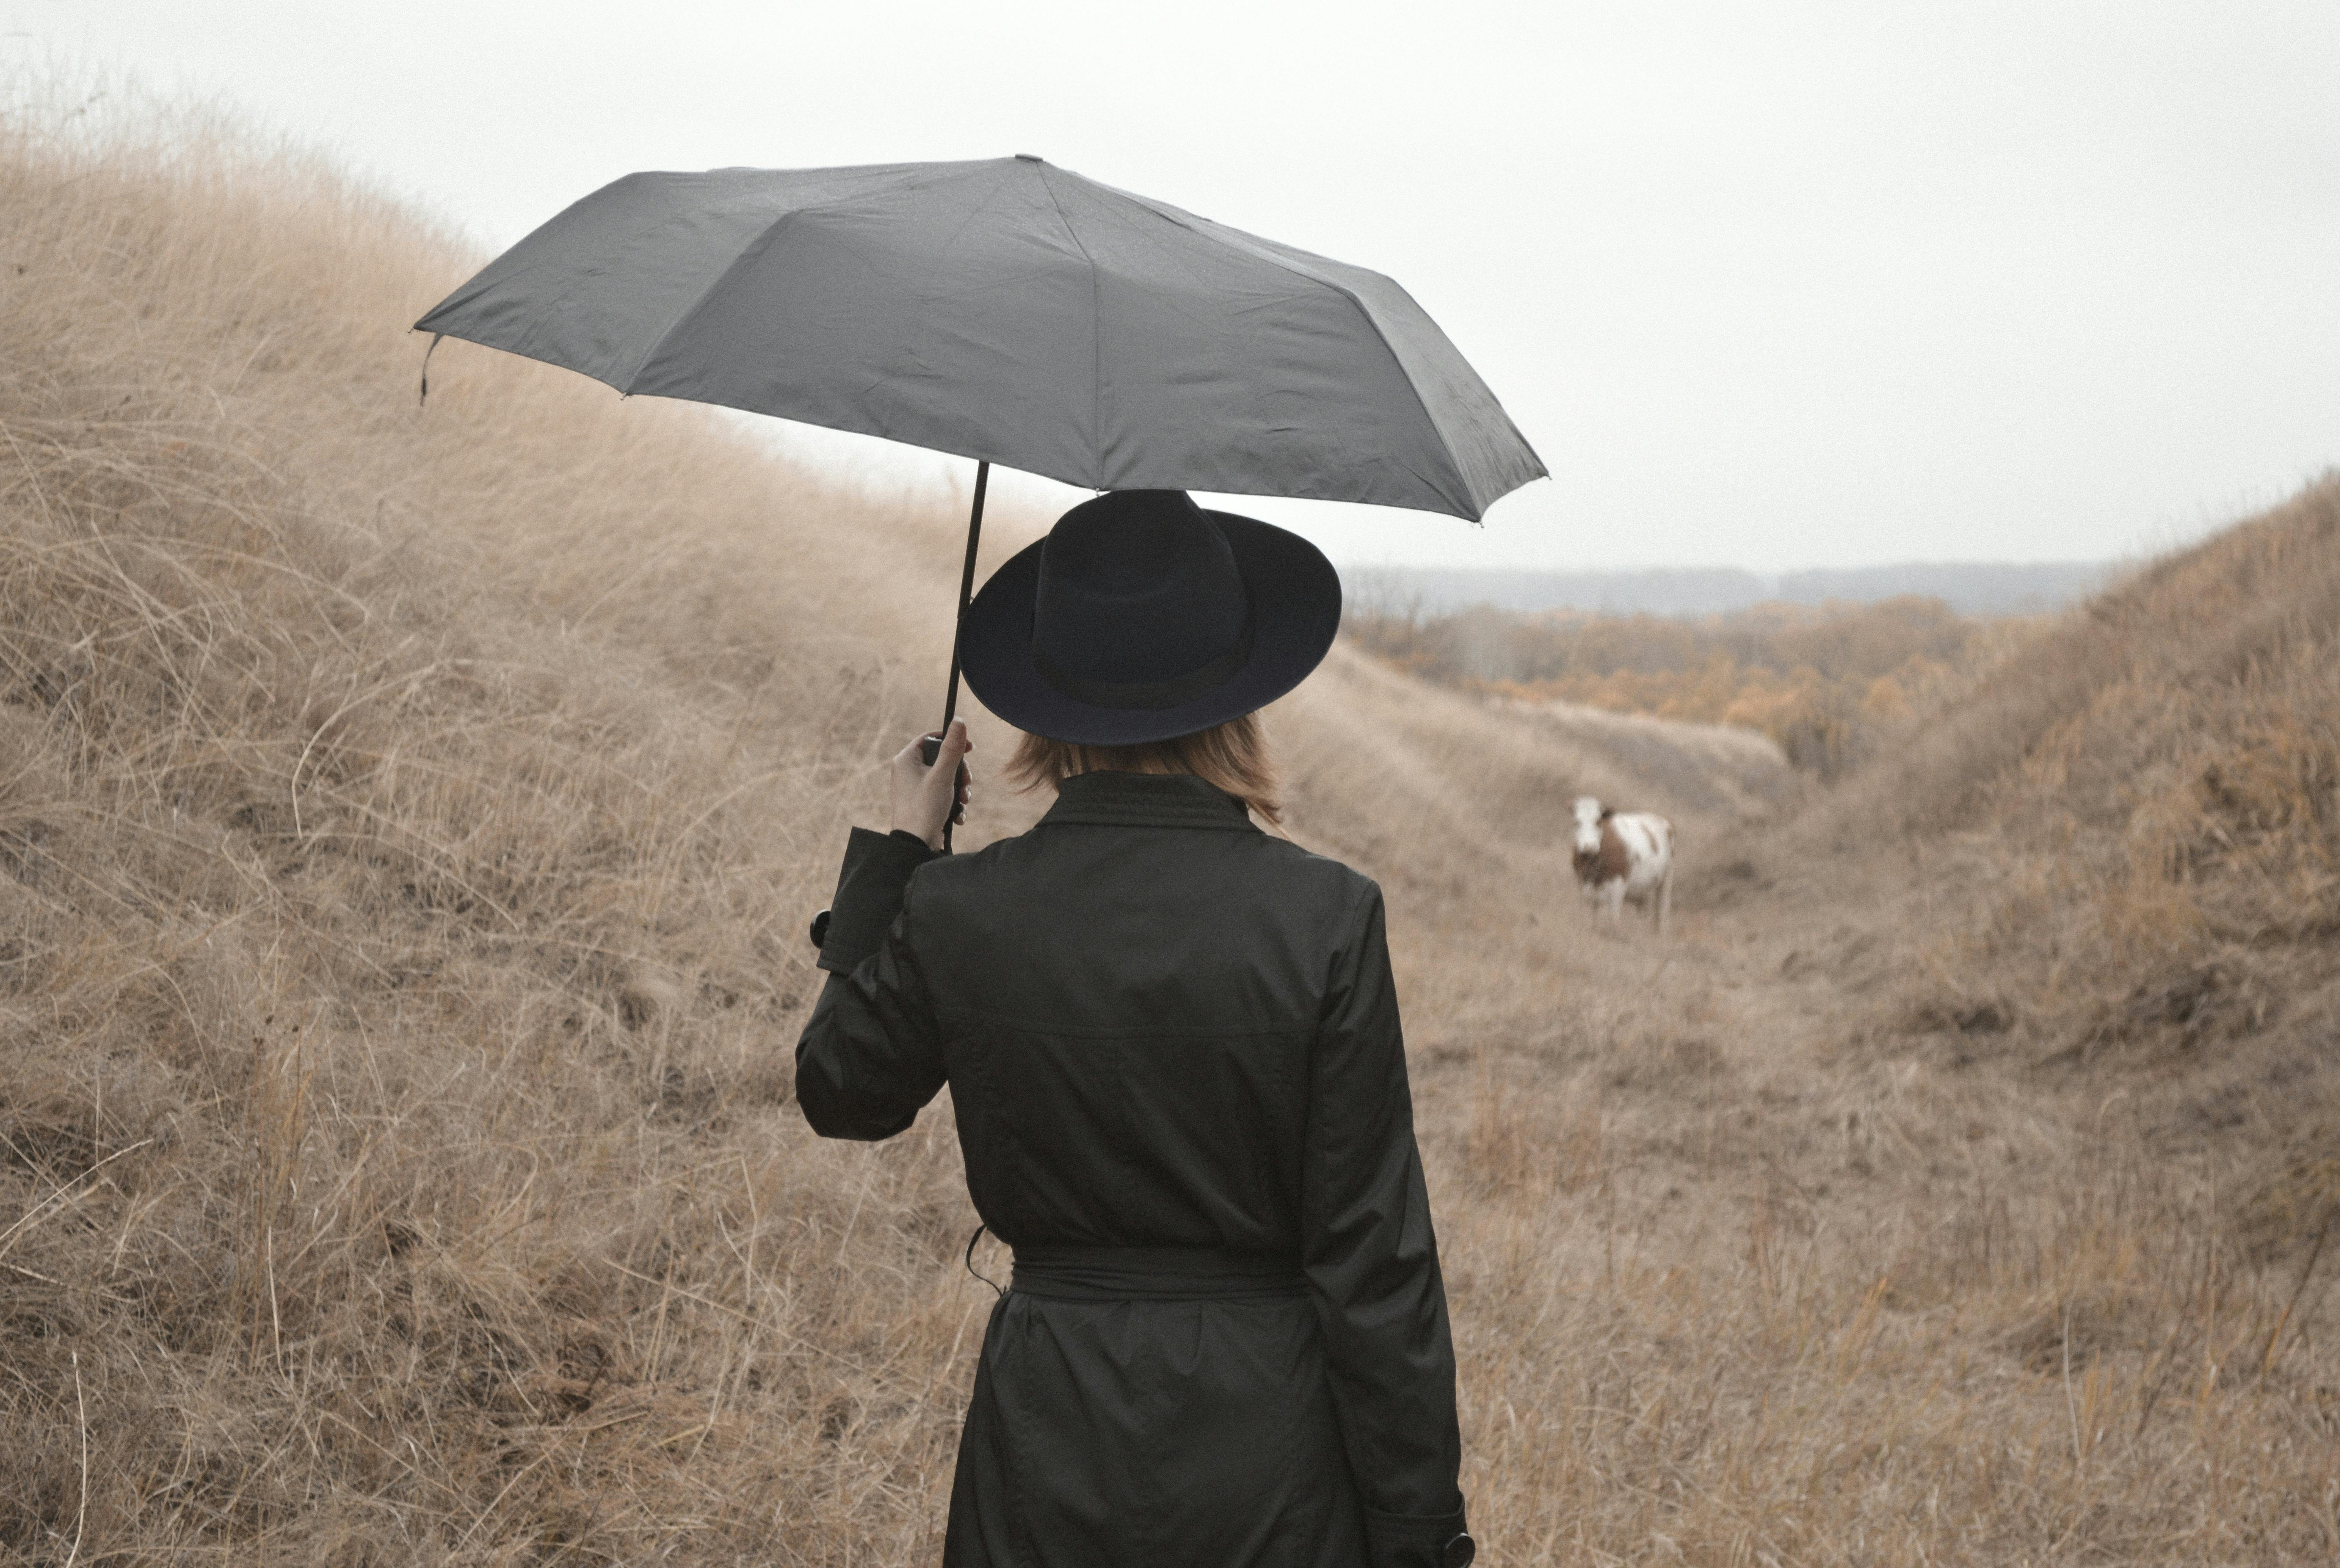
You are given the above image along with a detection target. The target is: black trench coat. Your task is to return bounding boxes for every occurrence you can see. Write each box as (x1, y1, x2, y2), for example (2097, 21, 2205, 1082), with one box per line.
(796, 771, 1466, 1568)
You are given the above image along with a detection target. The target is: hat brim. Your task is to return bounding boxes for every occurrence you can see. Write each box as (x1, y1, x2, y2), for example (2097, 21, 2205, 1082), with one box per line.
(959, 510, 1342, 746)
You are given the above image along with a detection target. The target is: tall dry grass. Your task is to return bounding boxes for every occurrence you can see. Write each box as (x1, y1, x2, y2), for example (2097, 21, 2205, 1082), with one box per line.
(5, 97, 2335, 1567)
(0, 102, 1020, 1563)
(1787, 477, 2340, 1091)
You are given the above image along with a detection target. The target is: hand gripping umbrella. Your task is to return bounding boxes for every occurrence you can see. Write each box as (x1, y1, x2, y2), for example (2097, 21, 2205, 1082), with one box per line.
(413, 155, 1546, 844)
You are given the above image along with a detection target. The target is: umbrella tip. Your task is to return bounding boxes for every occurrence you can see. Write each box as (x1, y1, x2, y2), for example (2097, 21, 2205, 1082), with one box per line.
(1014, 153, 1044, 163)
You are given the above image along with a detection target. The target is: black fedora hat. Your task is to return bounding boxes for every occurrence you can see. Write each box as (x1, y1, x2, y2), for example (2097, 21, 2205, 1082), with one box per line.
(959, 490, 1342, 746)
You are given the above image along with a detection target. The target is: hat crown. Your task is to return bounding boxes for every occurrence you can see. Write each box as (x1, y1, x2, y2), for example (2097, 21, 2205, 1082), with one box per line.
(1032, 491, 1248, 686)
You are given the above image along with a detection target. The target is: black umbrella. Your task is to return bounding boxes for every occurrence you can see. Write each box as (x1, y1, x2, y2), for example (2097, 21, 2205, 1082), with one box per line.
(415, 156, 1546, 830)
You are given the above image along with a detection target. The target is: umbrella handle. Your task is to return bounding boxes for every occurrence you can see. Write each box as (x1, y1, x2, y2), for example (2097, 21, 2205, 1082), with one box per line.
(926, 460, 990, 851)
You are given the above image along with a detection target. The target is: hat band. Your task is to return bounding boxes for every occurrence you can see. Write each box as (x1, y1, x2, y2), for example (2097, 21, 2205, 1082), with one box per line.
(1030, 616, 1256, 711)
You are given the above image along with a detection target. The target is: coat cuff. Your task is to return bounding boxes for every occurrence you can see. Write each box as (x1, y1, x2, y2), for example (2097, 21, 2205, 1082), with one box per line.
(815, 828, 940, 974)
(1363, 1503, 1471, 1568)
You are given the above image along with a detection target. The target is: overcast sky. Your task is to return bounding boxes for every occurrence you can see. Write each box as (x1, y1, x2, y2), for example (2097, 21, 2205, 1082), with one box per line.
(6, 1, 2336, 571)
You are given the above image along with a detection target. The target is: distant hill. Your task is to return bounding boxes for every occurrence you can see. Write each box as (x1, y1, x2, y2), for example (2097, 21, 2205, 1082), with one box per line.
(1774, 561, 2114, 613)
(1345, 560, 2113, 618)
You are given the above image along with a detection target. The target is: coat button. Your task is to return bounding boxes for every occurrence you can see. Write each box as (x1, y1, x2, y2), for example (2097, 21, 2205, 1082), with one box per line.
(1439, 1533, 1476, 1568)
(808, 908, 831, 949)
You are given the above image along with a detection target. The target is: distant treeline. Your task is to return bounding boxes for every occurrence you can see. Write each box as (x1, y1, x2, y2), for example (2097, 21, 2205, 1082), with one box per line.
(1343, 560, 2111, 619)
(1345, 595, 2028, 777)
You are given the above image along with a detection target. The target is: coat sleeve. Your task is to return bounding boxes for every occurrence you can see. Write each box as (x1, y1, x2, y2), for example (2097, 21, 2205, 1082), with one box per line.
(794, 828, 947, 1141)
(1303, 879, 1468, 1568)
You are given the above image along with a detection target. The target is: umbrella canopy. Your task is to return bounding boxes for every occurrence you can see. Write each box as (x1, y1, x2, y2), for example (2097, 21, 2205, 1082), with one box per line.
(413, 156, 1544, 521)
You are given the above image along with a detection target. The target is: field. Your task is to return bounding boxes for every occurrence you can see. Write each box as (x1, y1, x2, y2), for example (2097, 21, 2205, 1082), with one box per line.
(4, 112, 2336, 1564)
(1342, 593, 2030, 779)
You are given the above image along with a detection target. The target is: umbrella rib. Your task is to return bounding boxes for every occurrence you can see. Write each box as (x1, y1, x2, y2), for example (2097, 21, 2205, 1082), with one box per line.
(1095, 191, 1500, 514)
(619, 164, 998, 390)
(618, 208, 804, 392)
(1310, 281, 1477, 513)
(1257, 269, 1482, 516)
(1035, 166, 1105, 490)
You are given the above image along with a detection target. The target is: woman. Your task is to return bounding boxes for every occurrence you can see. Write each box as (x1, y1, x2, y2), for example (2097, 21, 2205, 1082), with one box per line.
(796, 490, 1473, 1568)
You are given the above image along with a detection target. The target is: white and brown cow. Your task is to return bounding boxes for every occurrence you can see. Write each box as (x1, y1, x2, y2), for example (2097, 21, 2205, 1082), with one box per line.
(1571, 796, 1674, 933)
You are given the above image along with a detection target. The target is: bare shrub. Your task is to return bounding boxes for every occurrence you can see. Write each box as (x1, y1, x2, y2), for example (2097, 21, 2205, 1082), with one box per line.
(1344, 593, 1995, 776)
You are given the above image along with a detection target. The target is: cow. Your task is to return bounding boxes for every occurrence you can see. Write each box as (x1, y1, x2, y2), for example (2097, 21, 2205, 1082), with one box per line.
(1571, 796, 1674, 934)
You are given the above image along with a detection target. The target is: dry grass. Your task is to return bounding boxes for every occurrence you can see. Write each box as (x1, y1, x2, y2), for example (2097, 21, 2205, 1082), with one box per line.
(0, 102, 1016, 1564)
(5, 100, 2336, 1566)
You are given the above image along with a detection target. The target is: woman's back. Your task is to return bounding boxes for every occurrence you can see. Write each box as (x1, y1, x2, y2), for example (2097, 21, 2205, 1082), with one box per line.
(905, 770, 1366, 1254)
(799, 770, 1464, 1568)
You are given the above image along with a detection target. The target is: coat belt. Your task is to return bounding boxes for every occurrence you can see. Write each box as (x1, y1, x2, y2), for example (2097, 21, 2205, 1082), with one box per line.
(1009, 1244, 1308, 1301)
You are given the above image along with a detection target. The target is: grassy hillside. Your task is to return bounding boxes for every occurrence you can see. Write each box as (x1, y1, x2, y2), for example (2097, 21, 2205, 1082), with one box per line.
(1771, 473, 2340, 1284)
(0, 111, 999, 1562)
(5, 107, 2335, 1566)
(1730, 477, 2340, 1098)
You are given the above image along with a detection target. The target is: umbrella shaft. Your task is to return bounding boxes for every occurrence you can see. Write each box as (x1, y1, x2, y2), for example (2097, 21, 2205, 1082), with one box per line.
(934, 460, 989, 852)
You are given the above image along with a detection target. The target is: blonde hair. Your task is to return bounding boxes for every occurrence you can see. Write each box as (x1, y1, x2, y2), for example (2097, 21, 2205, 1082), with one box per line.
(1006, 713, 1282, 826)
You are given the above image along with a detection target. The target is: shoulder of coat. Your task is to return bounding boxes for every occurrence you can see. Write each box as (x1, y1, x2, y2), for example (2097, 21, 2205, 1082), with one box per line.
(1250, 825, 1362, 873)
(900, 830, 1030, 897)
(1257, 835, 1380, 916)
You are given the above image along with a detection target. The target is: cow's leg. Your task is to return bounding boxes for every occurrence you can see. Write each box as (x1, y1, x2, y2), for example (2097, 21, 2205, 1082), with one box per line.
(1655, 864, 1673, 936)
(1600, 880, 1625, 923)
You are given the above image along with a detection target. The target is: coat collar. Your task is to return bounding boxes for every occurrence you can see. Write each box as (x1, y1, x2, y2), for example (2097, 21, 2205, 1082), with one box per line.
(1037, 771, 1261, 832)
